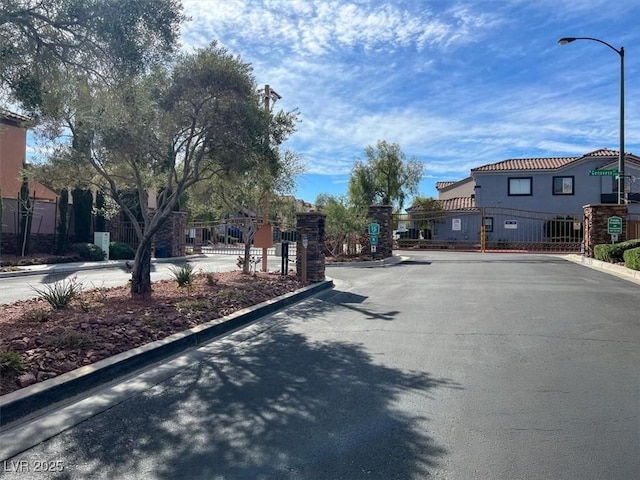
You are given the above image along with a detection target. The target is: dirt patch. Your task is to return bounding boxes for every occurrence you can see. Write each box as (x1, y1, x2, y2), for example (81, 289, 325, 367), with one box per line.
(0, 271, 301, 396)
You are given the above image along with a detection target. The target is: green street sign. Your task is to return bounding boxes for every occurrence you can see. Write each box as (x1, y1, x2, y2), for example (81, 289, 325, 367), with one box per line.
(608, 216, 623, 235)
(368, 222, 380, 235)
(589, 169, 618, 176)
(369, 234, 379, 245)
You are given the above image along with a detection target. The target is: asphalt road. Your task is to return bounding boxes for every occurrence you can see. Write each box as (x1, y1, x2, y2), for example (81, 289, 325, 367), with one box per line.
(1, 252, 639, 479)
(0, 255, 290, 304)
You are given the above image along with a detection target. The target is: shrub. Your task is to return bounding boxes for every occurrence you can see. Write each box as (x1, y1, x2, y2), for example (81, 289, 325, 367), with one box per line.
(109, 242, 136, 260)
(170, 263, 195, 288)
(0, 351, 25, 376)
(205, 272, 217, 286)
(69, 242, 106, 261)
(32, 276, 83, 309)
(594, 239, 640, 263)
(594, 244, 617, 262)
(623, 247, 640, 271)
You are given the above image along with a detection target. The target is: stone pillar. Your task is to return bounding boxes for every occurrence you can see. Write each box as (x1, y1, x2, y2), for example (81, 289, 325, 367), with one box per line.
(367, 205, 393, 258)
(154, 211, 187, 257)
(583, 204, 627, 257)
(296, 212, 326, 283)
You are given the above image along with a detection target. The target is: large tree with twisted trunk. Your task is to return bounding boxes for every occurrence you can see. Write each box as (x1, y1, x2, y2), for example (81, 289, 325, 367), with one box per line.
(34, 44, 271, 296)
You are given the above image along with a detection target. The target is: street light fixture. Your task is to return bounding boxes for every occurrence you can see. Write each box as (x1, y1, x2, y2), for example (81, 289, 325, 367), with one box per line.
(558, 36, 625, 204)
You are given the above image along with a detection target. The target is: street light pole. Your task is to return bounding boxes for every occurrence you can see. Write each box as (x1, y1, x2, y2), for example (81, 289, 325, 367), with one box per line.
(558, 37, 625, 204)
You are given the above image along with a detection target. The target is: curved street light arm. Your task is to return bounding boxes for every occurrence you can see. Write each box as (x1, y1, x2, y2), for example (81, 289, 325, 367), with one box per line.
(558, 37, 623, 56)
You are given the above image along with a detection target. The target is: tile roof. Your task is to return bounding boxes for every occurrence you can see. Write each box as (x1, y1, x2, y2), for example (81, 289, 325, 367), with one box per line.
(471, 156, 579, 172)
(438, 196, 475, 211)
(435, 181, 456, 190)
(410, 197, 476, 211)
(0, 108, 31, 124)
(471, 148, 633, 173)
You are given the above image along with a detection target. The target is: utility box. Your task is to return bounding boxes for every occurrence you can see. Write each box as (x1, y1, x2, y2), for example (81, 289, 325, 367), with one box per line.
(94, 232, 110, 260)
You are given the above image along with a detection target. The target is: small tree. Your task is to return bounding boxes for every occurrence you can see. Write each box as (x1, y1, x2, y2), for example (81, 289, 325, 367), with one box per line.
(17, 175, 34, 257)
(72, 188, 93, 243)
(349, 140, 423, 211)
(55, 189, 69, 255)
(315, 194, 367, 257)
(409, 196, 443, 233)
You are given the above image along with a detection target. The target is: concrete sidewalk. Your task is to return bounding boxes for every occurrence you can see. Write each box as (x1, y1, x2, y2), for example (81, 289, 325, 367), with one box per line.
(0, 255, 206, 279)
(0, 253, 406, 279)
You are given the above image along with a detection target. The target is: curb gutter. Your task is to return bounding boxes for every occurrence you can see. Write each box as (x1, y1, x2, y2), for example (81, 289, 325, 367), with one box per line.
(326, 255, 406, 268)
(562, 254, 640, 284)
(0, 279, 333, 428)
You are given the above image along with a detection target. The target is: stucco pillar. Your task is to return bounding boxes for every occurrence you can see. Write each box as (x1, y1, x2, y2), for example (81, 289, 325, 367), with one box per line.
(583, 204, 627, 257)
(367, 205, 393, 258)
(296, 212, 326, 283)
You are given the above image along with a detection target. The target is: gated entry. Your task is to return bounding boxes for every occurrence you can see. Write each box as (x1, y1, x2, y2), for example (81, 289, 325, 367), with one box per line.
(396, 207, 584, 252)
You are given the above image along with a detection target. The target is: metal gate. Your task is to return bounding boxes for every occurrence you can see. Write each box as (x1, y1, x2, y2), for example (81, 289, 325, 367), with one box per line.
(395, 207, 584, 253)
(185, 220, 297, 257)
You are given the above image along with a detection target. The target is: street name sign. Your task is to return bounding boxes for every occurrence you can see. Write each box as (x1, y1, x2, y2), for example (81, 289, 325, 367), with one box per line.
(589, 169, 618, 176)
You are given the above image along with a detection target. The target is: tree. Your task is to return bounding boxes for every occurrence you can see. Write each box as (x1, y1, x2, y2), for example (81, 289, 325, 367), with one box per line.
(348, 140, 423, 211)
(0, 0, 184, 112)
(18, 175, 34, 256)
(185, 86, 301, 274)
(315, 194, 367, 257)
(55, 189, 69, 255)
(408, 196, 443, 234)
(32, 43, 269, 296)
(187, 144, 303, 274)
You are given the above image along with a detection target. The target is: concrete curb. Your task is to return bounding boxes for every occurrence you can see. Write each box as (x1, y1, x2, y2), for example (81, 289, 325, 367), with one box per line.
(325, 255, 407, 268)
(0, 255, 207, 279)
(0, 278, 334, 427)
(561, 254, 640, 285)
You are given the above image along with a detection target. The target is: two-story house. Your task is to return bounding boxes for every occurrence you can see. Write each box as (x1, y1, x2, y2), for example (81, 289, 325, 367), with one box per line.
(1, 109, 58, 237)
(406, 148, 640, 249)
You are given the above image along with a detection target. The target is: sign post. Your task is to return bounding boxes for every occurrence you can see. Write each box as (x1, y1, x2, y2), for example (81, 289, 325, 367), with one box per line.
(368, 222, 380, 259)
(607, 216, 622, 243)
(301, 234, 308, 285)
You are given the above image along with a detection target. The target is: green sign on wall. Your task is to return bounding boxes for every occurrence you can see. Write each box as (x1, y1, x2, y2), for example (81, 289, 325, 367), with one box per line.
(608, 216, 623, 235)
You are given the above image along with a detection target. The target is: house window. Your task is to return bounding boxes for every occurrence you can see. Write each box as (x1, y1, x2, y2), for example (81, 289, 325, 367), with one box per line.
(483, 217, 493, 233)
(553, 176, 574, 195)
(508, 177, 532, 196)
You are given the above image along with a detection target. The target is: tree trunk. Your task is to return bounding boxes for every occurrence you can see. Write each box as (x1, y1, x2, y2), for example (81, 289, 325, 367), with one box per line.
(130, 239, 153, 298)
(243, 241, 251, 274)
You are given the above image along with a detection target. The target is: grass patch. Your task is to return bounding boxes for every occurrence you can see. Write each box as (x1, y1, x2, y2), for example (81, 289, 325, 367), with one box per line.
(170, 263, 195, 289)
(217, 289, 248, 302)
(0, 351, 25, 377)
(23, 308, 51, 323)
(31, 276, 83, 310)
(175, 298, 212, 312)
(45, 332, 97, 350)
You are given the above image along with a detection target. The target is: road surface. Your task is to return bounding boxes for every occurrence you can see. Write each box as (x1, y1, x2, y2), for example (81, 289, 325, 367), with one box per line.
(0, 254, 290, 304)
(1, 252, 638, 479)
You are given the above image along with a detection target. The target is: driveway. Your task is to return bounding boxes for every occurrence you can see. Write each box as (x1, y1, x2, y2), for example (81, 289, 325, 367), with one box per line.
(1, 251, 638, 479)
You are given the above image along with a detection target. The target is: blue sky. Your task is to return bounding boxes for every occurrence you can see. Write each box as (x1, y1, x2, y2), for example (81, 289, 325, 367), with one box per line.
(178, 0, 640, 207)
